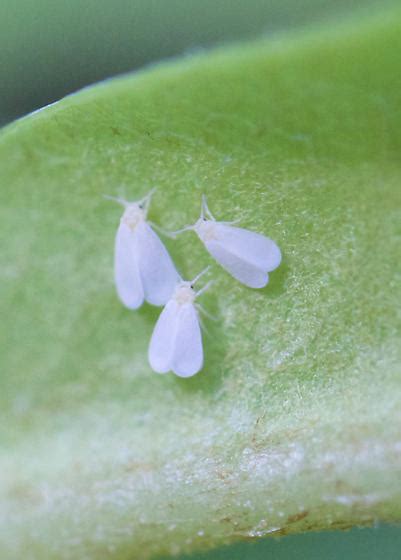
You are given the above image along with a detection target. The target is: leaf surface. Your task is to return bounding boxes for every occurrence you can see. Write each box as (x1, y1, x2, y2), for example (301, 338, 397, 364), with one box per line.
(1, 7, 401, 559)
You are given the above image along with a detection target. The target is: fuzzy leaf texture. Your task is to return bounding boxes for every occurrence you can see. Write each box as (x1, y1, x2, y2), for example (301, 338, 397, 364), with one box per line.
(0, 7, 401, 560)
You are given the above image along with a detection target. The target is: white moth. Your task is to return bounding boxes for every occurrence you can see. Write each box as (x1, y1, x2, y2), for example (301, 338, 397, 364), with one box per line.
(148, 269, 211, 378)
(172, 195, 281, 288)
(106, 190, 180, 309)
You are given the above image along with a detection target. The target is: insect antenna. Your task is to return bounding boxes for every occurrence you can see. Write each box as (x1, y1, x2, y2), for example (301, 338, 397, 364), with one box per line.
(168, 223, 195, 237)
(190, 266, 211, 288)
(201, 194, 216, 221)
(219, 217, 241, 226)
(102, 194, 129, 207)
(149, 221, 177, 239)
(202, 194, 240, 225)
(195, 279, 214, 297)
(138, 187, 157, 213)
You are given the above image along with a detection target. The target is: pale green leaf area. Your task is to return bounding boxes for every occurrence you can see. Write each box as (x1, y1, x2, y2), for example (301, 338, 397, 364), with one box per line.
(1, 7, 401, 560)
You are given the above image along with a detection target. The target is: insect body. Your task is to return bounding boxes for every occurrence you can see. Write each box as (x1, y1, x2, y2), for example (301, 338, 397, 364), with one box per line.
(107, 191, 180, 309)
(148, 269, 211, 377)
(173, 196, 281, 288)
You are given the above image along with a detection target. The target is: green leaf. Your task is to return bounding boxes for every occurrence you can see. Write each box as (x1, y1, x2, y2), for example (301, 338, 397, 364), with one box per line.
(1, 7, 400, 559)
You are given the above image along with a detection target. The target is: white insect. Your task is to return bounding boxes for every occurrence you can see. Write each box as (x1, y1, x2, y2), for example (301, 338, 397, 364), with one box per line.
(106, 190, 180, 309)
(148, 269, 211, 378)
(172, 195, 281, 288)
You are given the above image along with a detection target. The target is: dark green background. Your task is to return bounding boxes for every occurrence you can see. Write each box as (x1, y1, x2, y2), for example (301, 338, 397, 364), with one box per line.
(1, 1, 400, 558)
(0, 0, 395, 124)
(170, 526, 401, 559)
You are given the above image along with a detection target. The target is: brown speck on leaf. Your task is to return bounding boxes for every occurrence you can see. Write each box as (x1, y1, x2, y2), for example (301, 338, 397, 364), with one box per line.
(216, 469, 233, 480)
(287, 510, 309, 524)
(8, 482, 43, 506)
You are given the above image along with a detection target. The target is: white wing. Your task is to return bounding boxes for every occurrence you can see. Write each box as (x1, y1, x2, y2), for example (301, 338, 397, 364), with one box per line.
(214, 224, 281, 271)
(114, 222, 144, 309)
(203, 223, 281, 288)
(205, 241, 268, 287)
(135, 221, 181, 306)
(148, 300, 179, 373)
(171, 304, 203, 378)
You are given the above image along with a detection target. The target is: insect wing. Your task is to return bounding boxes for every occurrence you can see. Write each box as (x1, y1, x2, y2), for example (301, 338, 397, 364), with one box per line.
(114, 222, 144, 309)
(214, 224, 281, 271)
(171, 304, 203, 377)
(205, 240, 268, 287)
(135, 221, 180, 306)
(148, 300, 179, 374)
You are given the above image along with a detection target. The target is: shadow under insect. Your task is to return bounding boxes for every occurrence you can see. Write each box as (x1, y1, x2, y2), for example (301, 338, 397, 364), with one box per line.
(261, 259, 288, 300)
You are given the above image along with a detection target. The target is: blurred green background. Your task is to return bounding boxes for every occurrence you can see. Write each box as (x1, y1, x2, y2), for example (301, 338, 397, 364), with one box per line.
(0, 0, 396, 125)
(1, 1, 400, 558)
(173, 526, 401, 559)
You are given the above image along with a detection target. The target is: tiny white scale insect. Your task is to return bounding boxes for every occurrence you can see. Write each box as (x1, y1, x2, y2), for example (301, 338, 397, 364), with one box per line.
(172, 195, 281, 288)
(105, 190, 180, 309)
(148, 268, 211, 377)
